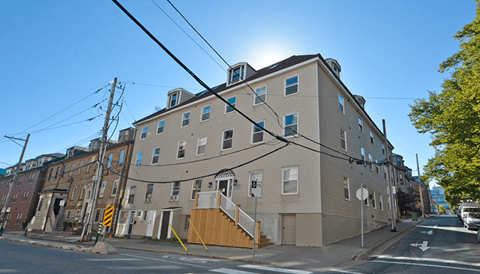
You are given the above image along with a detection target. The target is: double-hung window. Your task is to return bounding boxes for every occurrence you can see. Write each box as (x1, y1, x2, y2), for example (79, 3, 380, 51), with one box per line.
(372, 191, 376, 209)
(70, 163, 75, 177)
(380, 195, 384, 211)
(78, 162, 83, 174)
(141, 126, 148, 139)
(80, 185, 86, 199)
(111, 180, 118, 196)
(254, 86, 266, 105)
(128, 186, 136, 203)
(197, 137, 207, 156)
(364, 187, 369, 206)
(21, 191, 29, 203)
(99, 182, 106, 198)
(382, 144, 385, 155)
(285, 76, 298, 96)
(182, 112, 190, 127)
(177, 141, 186, 159)
(191, 180, 202, 200)
(145, 184, 153, 202)
(222, 130, 233, 150)
(344, 177, 350, 200)
(136, 152, 143, 166)
(171, 182, 180, 196)
(284, 114, 298, 137)
(119, 150, 125, 165)
(170, 93, 178, 107)
(157, 120, 165, 134)
(375, 160, 379, 174)
(340, 129, 347, 150)
(229, 66, 243, 84)
(252, 121, 265, 144)
(152, 148, 160, 164)
(225, 96, 236, 114)
(201, 106, 210, 121)
(370, 131, 374, 144)
(358, 118, 363, 133)
(62, 165, 68, 177)
(339, 94, 344, 113)
(71, 186, 77, 200)
(107, 153, 113, 168)
(282, 167, 298, 195)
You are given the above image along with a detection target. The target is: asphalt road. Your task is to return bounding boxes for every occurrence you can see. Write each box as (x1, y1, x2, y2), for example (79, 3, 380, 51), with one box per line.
(0, 240, 314, 274)
(341, 214, 480, 274)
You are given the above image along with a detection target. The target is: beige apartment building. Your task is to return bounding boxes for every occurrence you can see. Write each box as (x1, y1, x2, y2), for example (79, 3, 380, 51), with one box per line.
(116, 54, 396, 246)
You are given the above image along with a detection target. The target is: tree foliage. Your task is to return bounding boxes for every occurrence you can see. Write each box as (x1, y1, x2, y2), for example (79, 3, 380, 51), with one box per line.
(409, 1, 480, 200)
(397, 188, 418, 216)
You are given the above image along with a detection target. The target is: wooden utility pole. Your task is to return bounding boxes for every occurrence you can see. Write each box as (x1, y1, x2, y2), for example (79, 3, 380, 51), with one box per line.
(0, 134, 30, 232)
(81, 78, 117, 241)
(416, 154, 425, 218)
(383, 120, 396, 232)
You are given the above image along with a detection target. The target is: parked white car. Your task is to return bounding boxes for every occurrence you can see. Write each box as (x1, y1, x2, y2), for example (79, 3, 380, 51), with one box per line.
(461, 206, 480, 225)
(464, 212, 480, 229)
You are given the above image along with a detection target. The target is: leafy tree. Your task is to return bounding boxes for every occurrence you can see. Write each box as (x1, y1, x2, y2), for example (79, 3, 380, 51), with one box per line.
(397, 188, 418, 216)
(409, 1, 480, 200)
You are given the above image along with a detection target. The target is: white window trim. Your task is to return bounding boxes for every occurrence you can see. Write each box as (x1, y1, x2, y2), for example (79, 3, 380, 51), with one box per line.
(339, 93, 345, 114)
(196, 137, 207, 156)
(364, 187, 369, 206)
(344, 177, 350, 201)
(361, 147, 365, 166)
(358, 117, 363, 133)
(283, 112, 299, 138)
(156, 120, 165, 135)
(253, 85, 267, 105)
(171, 182, 181, 197)
(200, 105, 211, 122)
(141, 126, 148, 139)
(368, 154, 373, 171)
(99, 181, 107, 198)
(221, 129, 234, 151)
(380, 195, 384, 211)
(225, 96, 237, 114)
(284, 75, 299, 97)
(282, 166, 299, 195)
(251, 121, 265, 144)
(375, 159, 380, 175)
(136, 152, 143, 166)
(190, 180, 202, 200)
(152, 147, 160, 165)
(341, 128, 347, 151)
(177, 141, 187, 160)
(181, 111, 191, 128)
(111, 180, 119, 197)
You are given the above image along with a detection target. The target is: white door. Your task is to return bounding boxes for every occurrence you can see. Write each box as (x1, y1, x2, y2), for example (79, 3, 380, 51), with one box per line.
(145, 210, 156, 237)
(215, 179, 233, 200)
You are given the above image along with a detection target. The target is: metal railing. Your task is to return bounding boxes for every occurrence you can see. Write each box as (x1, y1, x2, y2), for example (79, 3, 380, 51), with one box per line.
(238, 209, 255, 238)
(197, 191, 217, 209)
(219, 193, 236, 221)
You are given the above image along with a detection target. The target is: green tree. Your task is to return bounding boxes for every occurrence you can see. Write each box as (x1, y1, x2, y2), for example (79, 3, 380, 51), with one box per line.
(409, 1, 480, 200)
(397, 188, 418, 216)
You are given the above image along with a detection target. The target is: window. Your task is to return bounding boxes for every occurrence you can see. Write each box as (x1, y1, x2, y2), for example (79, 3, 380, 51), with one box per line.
(78, 162, 83, 174)
(201, 106, 210, 121)
(37, 199, 43, 211)
(340, 129, 347, 150)
(62, 165, 68, 177)
(225, 96, 236, 114)
(339, 94, 344, 113)
(170, 93, 178, 107)
(177, 141, 186, 159)
(197, 137, 207, 156)
(99, 182, 106, 198)
(157, 120, 165, 134)
(358, 117, 363, 132)
(182, 112, 191, 127)
(111, 180, 118, 196)
(55, 167, 60, 178)
(249, 172, 263, 197)
(152, 148, 160, 164)
(94, 209, 102, 223)
(48, 168, 53, 180)
(86, 159, 93, 173)
(128, 186, 136, 203)
(171, 182, 180, 196)
(254, 86, 266, 105)
(284, 113, 298, 137)
(184, 215, 190, 230)
(382, 144, 385, 155)
(399, 173, 404, 185)
(136, 152, 143, 166)
(384, 166, 388, 179)
(282, 167, 298, 195)
(368, 154, 373, 171)
(361, 147, 365, 165)
(107, 153, 113, 168)
(119, 151, 125, 165)
(222, 130, 233, 150)
(252, 121, 265, 144)
(69, 163, 75, 176)
(375, 160, 379, 174)
(372, 191, 376, 209)
(364, 187, 369, 206)
(11, 192, 18, 203)
(141, 126, 148, 139)
(285, 76, 298, 96)
(71, 186, 77, 200)
(229, 66, 243, 84)
(344, 177, 350, 200)
(380, 195, 384, 211)
(370, 131, 374, 144)
(145, 184, 153, 202)
(80, 185, 86, 199)
(191, 180, 202, 200)
(15, 213, 23, 226)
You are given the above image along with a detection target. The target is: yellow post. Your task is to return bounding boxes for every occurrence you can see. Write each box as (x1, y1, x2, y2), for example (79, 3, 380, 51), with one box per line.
(189, 219, 208, 251)
(168, 223, 188, 252)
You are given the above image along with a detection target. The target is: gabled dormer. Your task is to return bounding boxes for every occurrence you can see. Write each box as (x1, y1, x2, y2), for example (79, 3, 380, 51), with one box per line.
(167, 88, 195, 109)
(118, 127, 134, 142)
(226, 62, 257, 86)
(325, 58, 341, 79)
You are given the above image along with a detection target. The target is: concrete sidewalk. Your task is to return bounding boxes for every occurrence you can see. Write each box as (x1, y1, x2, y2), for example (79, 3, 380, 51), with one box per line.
(0, 217, 426, 271)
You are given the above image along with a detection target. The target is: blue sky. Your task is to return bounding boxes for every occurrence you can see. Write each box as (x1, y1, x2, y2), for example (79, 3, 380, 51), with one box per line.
(0, 0, 476, 186)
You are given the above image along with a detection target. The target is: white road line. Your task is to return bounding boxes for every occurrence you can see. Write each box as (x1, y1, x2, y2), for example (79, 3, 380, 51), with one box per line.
(85, 258, 140, 261)
(210, 268, 257, 274)
(328, 269, 364, 274)
(122, 253, 209, 269)
(376, 255, 480, 268)
(110, 266, 182, 270)
(374, 260, 480, 272)
(239, 264, 313, 274)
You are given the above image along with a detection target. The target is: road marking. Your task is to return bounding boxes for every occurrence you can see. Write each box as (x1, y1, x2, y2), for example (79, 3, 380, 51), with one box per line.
(122, 254, 209, 269)
(0, 270, 19, 273)
(410, 241, 429, 251)
(110, 266, 182, 270)
(374, 260, 480, 272)
(179, 256, 220, 263)
(376, 255, 480, 267)
(210, 268, 256, 274)
(327, 270, 364, 274)
(420, 230, 433, 235)
(85, 258, 140, 261)
(239, 264, 313, 273)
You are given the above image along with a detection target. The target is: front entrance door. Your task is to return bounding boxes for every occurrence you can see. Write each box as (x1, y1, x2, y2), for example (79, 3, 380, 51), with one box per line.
(145, 210, 156, 237)
(160, 211, 171, 240)
(215, 179, 233, 199)
(53, 199, 62, 216)
(282, 214, 296, 245)
(127, 210, 135, 235)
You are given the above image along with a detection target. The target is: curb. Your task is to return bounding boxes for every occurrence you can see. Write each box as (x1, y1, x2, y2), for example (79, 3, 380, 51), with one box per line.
(0, 235, 92, 253)
(353, 219, 425, 261)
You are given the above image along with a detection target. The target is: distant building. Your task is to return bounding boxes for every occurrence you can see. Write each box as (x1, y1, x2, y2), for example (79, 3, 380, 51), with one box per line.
(431, 186, 449, 211)
(0, 169, 6, 177)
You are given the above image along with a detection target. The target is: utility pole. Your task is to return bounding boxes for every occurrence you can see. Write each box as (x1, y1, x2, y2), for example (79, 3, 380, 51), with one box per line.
(81, 78, 117, 241)
(416, 154, 425, 218)
(383, 120, 396, 232)
(0, 134, 30, 234)
(434, 185, 440, 214)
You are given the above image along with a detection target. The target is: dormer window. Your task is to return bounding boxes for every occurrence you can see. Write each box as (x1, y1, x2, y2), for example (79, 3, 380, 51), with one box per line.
(226, 62, 256, 87)
(170, 93, 178, 107)
(229, 66, 244, 84)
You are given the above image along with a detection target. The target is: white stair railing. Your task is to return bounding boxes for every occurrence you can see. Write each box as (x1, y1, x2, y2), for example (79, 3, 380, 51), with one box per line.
(219, 193, 236, 221)
(238, 208, 255, 238)
(197, 191, 217, 209)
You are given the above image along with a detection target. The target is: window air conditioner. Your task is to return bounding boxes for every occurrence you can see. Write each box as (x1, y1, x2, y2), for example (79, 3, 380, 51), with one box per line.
(170, 195, 179, 201)
(145, 197, 151, 203)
